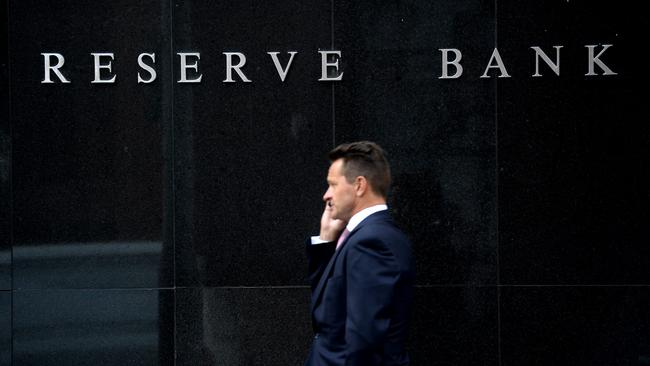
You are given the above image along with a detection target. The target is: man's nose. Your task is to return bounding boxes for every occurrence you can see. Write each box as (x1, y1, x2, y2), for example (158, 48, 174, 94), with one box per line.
(323, 188, 332, 202)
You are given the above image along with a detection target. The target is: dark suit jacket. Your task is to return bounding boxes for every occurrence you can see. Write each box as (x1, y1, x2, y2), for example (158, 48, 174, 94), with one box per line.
(305, 210, 415, 366)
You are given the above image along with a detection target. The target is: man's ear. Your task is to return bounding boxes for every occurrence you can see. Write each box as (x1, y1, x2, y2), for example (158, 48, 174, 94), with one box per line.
(355, 176, 367, 196)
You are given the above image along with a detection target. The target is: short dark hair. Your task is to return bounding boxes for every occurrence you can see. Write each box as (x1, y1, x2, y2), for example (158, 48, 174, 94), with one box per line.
(328, 141, 391, 198)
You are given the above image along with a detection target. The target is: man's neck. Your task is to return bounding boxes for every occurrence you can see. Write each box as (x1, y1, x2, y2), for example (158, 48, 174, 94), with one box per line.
(351, 198, 386, 217)
(346, 203, 388, 231)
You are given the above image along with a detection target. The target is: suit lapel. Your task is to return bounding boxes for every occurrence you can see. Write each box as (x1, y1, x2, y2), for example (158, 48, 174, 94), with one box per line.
(310, 210, 391, 313)
(310, 235, 346, 313)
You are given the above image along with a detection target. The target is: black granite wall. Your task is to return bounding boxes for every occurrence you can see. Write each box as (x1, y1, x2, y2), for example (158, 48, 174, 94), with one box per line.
(1, 0, 12, 364)
(2, 0, 648, 365)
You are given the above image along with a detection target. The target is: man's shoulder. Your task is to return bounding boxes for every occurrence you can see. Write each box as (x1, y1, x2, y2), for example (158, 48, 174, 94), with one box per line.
(353, 214, 410, 244)
(347, 217, 414, 269)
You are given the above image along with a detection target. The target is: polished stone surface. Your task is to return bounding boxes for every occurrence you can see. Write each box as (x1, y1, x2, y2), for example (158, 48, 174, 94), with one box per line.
(410, 286, 498, 365)
(175, 286, 498, 366)
(0, 291, 10, 366)
(175, 287, 312, 366)
(501, 286, 650, 365)
(13, 289, 174, 366)
(0, 0, 10, 291)
(3, 0, 648, 365)
(334, 0, 497, 285)
(497, 1, 649, 284)
(173, 0, 333, 287)
(9, 0, 173, 289)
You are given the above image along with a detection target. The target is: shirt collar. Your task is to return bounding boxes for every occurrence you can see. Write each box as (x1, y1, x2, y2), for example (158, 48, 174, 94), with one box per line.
(346, 204, 388, 232)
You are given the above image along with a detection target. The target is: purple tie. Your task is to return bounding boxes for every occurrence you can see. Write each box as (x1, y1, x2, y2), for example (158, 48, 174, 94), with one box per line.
(336, 228, 350, 250)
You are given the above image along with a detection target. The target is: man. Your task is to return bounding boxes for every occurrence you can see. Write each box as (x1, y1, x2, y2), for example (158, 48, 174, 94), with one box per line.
(305, 141, 415, 366)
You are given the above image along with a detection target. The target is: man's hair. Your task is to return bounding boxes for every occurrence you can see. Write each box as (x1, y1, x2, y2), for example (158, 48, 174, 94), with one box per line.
(328, 141, 391, 198)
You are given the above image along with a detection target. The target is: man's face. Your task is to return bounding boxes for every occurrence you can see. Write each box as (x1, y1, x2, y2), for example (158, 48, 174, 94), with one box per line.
(323, 159, 357, 221)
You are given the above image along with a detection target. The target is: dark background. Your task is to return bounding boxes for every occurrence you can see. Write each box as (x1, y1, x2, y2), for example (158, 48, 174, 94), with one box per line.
(1, 0, 648, 365)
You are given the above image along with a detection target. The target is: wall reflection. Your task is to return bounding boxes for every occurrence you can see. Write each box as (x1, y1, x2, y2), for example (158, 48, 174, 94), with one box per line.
(0, 292, 10, 366)
(0, 251, 9, 290)
(13, 289, 173, 366)
(13, 241, 163, 289)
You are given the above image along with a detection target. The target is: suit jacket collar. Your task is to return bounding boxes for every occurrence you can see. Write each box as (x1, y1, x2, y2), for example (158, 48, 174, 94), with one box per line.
(346, 204, 388, 232)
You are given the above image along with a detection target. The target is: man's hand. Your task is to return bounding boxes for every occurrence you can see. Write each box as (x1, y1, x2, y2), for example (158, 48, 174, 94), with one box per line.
(320, 202, 346, 242)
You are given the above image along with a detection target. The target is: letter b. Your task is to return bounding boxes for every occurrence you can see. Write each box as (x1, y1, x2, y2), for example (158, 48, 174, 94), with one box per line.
(439, 49, 463, 79)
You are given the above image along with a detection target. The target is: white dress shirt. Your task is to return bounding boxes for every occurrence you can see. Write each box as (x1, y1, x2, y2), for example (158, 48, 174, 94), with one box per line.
(311, 204, 388, 245)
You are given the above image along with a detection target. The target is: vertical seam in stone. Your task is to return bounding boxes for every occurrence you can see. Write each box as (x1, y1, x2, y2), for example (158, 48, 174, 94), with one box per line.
(331, 0, 336, 147)
(168, 0, 177, 364)
(495, 1, 502, 366)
